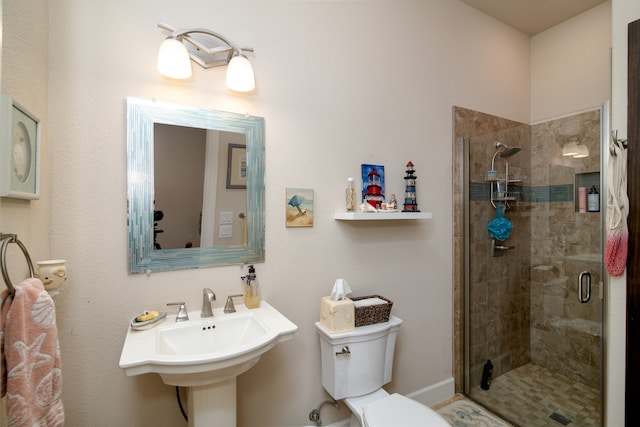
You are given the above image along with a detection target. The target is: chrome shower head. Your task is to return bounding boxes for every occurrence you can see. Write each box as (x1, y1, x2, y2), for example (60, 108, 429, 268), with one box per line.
(500, 147, 521, 158)
(494, 141, 521, 158)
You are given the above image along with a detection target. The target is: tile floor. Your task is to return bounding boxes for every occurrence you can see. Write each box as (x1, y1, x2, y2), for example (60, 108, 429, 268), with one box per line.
(468, 363, 601, 427)
(435, 396, 513, 426)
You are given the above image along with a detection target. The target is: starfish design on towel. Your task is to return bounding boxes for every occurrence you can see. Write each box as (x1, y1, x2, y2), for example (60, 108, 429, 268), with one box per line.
(8, 333, 53, 383)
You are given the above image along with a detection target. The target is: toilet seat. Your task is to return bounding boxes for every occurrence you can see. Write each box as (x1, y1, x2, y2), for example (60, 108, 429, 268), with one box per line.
(362, 393, 449, 427)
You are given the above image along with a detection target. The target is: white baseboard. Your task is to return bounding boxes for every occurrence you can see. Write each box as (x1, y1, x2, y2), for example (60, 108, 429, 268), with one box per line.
(406, 377, 455, 407)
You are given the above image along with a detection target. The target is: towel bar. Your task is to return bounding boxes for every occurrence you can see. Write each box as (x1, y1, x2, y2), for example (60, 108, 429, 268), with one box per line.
(0, 233, 35, 296)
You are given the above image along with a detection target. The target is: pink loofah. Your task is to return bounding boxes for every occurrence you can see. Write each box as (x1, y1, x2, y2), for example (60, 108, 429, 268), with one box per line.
(605, 231, 628, 276)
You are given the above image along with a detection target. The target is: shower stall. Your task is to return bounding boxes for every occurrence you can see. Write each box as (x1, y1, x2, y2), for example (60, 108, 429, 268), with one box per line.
(453, 105, 605, 427)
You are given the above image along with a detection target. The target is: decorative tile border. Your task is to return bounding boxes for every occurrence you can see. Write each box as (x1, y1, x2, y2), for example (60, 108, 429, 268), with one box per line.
(469, 182, 575, 203)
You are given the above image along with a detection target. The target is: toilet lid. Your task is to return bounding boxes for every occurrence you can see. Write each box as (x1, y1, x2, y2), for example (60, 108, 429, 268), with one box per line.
(363, 393, 449, 427)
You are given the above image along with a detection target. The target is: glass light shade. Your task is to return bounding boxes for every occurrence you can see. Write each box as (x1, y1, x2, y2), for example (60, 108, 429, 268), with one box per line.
(226, 55, 255, 92)
(573, 144, 589, 158)
(157, 38, 192, 79)
(562, 141, 579, 156)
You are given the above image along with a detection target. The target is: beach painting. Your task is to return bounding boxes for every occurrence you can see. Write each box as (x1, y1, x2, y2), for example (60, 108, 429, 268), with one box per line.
(286, 188, 314, 227)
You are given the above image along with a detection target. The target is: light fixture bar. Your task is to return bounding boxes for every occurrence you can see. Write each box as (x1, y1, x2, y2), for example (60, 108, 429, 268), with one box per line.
(158, 23, 254, 69)
(157, 22, 256, 92)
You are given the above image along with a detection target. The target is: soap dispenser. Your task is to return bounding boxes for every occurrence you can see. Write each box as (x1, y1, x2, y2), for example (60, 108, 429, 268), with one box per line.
(587, 185, 600, 212)
(242, 265, 260, 309)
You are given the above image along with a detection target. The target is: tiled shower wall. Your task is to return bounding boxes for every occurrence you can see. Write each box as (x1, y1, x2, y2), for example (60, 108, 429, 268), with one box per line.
(453, 106, 602, 392)
(454, 107, 532, 387)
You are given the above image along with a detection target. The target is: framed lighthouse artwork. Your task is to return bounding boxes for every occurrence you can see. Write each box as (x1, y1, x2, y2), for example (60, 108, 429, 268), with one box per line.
(361, 164, 385, 209)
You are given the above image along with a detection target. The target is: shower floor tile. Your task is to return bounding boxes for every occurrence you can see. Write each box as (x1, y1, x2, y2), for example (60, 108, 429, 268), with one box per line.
(469, 362, 600, 427)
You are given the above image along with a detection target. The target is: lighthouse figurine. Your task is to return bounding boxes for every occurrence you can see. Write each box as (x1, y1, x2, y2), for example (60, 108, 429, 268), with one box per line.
(402, 161, 420, 212)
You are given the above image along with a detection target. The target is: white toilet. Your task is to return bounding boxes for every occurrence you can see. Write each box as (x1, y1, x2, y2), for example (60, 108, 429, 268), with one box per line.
(315, 315, 450, 427)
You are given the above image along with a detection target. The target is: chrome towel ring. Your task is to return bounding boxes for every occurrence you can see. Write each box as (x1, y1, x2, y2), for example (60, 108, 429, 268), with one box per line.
(0, 233, 35, 296)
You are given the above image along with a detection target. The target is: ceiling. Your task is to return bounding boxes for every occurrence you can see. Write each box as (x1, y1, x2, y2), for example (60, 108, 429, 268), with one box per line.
(459, 0, 608, 36)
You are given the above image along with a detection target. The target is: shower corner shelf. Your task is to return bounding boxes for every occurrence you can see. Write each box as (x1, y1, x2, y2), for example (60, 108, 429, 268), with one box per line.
(334, 211, 432, 221)
(488, 173, 526, 208)
(485, 174, 527, 183)
(492, 192, 522, 202)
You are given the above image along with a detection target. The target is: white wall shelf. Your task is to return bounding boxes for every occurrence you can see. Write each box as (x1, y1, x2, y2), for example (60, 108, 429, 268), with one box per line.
(334, 212, 432, 221)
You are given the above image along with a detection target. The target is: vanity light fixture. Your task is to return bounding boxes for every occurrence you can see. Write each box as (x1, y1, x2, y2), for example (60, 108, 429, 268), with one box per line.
(157, 22, 255, 92)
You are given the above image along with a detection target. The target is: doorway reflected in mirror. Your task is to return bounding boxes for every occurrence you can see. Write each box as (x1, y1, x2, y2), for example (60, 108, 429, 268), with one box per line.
(154, 124, 247, 249)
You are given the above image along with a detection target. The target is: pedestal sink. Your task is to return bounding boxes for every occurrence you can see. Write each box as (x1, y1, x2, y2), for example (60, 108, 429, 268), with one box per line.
(119, 302, 298, 427)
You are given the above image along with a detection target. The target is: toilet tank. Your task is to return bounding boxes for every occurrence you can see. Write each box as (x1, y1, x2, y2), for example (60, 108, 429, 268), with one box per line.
(315, 315, 403, 400)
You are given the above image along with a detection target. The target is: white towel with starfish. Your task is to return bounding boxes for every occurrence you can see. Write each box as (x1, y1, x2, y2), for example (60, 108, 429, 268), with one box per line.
(0, 278, 64, 426)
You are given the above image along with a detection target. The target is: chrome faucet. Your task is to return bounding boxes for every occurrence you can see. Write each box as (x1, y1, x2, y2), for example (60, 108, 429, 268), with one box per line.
(224, 294, 244, 313)
(167, 302, 189, 322)
(201, 288, 216, 318)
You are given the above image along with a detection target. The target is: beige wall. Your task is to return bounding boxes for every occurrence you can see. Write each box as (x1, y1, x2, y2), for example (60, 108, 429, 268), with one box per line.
(0, 0, 620, 426)
(530, 2, 611, 123)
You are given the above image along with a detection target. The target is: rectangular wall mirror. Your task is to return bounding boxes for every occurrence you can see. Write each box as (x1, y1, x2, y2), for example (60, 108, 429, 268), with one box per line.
(126, 97, 265, 273)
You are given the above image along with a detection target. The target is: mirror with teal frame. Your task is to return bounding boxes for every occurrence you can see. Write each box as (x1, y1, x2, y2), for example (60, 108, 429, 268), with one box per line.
(127, 97, 265, 273)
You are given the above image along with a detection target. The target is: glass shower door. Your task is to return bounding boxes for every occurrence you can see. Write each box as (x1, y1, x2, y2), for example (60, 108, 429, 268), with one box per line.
(462, 106, 605, 427)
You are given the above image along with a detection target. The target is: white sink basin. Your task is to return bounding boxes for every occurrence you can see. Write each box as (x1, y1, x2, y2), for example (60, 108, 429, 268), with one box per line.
(119, 301, 298, 387)
(157, 313, 269, 356)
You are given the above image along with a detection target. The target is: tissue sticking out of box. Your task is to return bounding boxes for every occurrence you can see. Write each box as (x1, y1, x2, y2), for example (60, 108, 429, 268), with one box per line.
(330, 278, 352, 301)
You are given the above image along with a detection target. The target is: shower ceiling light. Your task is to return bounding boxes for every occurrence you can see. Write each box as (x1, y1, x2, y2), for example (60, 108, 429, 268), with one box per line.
(157, 22, 255, 92)
(572, 144, 589, 158)
(562, 141, 579, 156)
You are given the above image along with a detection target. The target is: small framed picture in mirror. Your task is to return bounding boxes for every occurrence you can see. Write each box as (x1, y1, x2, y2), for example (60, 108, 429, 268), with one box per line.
(0, 94, 40, 200)
(226, 143, 247, 189)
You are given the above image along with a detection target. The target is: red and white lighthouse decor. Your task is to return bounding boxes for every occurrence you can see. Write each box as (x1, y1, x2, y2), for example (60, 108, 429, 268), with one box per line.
(364, 168, 385, 209)
(402, 161, 420, 212)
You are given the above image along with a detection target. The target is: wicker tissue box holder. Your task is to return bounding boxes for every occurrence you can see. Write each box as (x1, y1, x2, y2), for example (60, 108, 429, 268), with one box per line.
(352, 295, 393, 327)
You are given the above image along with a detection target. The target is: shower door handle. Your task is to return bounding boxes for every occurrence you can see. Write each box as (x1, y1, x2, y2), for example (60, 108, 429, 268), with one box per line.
(578, 271, 591, 303)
